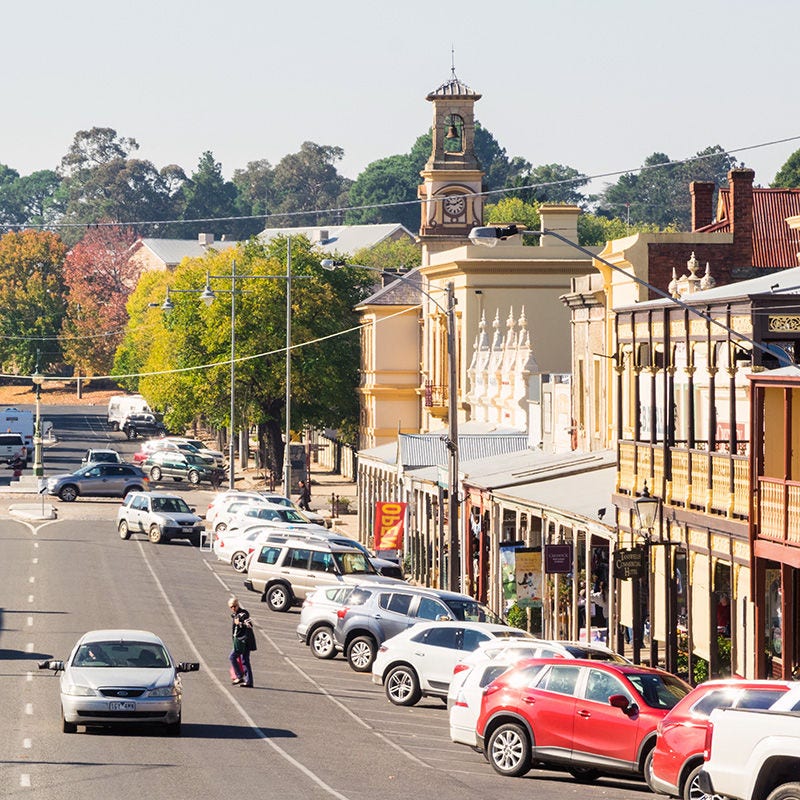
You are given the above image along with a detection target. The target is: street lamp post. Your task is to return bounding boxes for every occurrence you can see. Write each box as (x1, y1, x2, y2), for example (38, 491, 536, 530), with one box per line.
(31, 358, 44, 480)
(321, 259, 461, 591)
(162, 247, 299, 493)
(635, 482, 661, 667)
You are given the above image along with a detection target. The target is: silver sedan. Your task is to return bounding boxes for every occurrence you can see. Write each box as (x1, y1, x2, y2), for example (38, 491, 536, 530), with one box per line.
(38, 629, 199, 735)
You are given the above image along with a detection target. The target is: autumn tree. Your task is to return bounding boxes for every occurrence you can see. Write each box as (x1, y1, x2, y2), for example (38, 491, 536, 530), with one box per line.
(119, 237, 371, 476)
(61, 225, 140, 378)
(0, 230, 67, 374)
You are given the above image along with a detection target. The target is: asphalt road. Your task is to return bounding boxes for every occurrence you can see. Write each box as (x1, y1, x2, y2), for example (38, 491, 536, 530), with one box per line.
(0, 407, 653, 799)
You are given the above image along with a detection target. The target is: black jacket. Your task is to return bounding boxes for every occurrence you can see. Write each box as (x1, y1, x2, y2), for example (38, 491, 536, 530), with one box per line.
(231, 607, 254, 650)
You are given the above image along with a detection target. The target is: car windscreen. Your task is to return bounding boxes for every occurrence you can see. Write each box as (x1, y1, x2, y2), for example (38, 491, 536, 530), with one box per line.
(153, 497, 191, 513)
(275, 508, 308, 522)
(72, 641, 169, 668)
(443, 597, 504, 624)
(334, 551, 377, 575)
(627, 672, 690, 709)
(562, 644, 629, 663)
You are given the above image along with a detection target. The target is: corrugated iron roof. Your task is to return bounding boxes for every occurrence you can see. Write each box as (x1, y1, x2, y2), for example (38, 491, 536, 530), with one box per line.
(258, 224, 415, 255)
(399, 432, 528, 469)
(138, 238, 239, 266)
(696, 187, 800, 267)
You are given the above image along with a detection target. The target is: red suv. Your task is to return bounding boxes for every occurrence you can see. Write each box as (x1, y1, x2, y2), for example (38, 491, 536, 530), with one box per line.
(476, 658, 691, 781)
(648, 679, 793, 800)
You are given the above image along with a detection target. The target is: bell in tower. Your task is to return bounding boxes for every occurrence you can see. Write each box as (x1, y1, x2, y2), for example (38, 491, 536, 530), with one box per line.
(418, 67, 485, 243)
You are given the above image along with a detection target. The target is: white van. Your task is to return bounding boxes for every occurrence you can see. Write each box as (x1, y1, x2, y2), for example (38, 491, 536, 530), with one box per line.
(107, 394, 151, 431)
(0, 407, 34, 458)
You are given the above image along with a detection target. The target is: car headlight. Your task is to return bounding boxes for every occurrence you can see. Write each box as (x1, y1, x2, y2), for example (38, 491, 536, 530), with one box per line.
(63, 684, 96, 696)
(146, 685, 177, 698)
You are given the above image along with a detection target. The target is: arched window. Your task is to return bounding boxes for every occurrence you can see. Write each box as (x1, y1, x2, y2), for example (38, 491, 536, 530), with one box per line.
(443, 114, 464, 154)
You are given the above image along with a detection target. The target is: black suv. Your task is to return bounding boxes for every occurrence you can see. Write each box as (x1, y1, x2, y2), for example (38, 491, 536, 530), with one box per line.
(122, 413, 166, 440)
(333, 585, 501, 672)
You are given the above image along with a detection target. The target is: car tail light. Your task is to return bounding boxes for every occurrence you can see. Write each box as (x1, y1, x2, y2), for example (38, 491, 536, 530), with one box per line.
(703, 720, 714, 761)
(453, 663, 470, 676)
(454, 691, 469, 708)
(337, 607, 349, 620)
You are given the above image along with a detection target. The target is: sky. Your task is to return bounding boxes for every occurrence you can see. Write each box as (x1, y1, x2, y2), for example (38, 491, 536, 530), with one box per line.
(4, 0, 799, 207)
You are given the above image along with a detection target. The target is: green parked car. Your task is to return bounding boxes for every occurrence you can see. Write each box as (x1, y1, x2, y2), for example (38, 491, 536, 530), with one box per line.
(143, 450, 224, 487)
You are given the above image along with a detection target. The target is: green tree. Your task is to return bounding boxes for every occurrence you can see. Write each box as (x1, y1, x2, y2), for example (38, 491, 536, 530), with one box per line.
(0, 230, 67, 374)
(56, 127, 182, 243)
(772, 149, 800, 187)
(176, 151, 240, 239)
(350, 237, 422, 272)
(345, 154, 421, 231)
(270, 142, 352, 227)
(596, 145, 739, 230)
(485, 197, 541, 230)
(232, 159, 275, 239)
(508, 163, 589, 206)
(119, 237, 370, 476)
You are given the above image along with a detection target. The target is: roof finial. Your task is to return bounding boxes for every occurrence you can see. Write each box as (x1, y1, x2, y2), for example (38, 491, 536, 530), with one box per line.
(451, 45, 456, 79)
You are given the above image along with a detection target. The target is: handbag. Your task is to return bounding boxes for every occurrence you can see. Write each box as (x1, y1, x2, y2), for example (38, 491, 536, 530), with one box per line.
(232, 635, 247, 654)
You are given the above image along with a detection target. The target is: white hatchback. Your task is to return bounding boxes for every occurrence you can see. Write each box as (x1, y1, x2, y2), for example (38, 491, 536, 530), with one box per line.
(371, 621, 534, 707)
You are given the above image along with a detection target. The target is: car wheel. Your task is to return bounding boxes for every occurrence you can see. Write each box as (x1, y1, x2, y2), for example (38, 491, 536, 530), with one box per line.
(61, 707, 77, 734)
(346, 635, 377, 672)
(149, 466, 162, 481)
(148, 524, 164, 544)
(643, 748, 658, 793)
(766, 785, 800, 800)
(266, 584, 292, 612)
(118, 520, 131, 540)
(188, 470, 201, 485)
(190, 533, 201, 547)
(569, 766, 601, 783)
(385, 664, 422, 706)
(487, 722, 531, 777)
(683, 763, 723, 800)
(58, 485, 78, 502)
(215, 522, 227, 533)
(231, 551, 248, 572)
(309, 625, 336, 659)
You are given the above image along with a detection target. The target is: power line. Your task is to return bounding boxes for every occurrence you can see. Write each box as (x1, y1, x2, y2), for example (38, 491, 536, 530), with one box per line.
(2, 134, 798, 232)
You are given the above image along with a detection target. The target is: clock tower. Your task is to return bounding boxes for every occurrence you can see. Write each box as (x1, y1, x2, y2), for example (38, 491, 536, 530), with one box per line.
(418, 70, 484, 250)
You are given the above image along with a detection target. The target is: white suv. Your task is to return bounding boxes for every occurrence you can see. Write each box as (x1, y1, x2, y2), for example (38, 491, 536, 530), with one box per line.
(243, 536, 403, 612)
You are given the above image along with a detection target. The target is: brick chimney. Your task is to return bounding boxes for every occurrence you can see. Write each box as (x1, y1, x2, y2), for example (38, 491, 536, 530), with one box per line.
(690, 181, 715, 230)
(729, 168, 755, 266)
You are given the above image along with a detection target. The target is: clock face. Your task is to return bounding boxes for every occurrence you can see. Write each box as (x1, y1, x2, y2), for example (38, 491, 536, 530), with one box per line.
(443, 194, 466, 218)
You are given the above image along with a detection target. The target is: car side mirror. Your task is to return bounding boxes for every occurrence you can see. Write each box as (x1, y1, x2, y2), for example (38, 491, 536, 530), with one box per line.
(176, 662, 200, 672)
(38, 659, 64, 672)
(189, 508, 196, 513)
(609, 694, 638, 716)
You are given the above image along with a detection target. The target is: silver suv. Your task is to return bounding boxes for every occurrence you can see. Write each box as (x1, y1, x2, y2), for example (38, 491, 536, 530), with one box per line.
(117, 492, 205, 545)
(243, 537, 403, 612)
(334, 585, 502, 672)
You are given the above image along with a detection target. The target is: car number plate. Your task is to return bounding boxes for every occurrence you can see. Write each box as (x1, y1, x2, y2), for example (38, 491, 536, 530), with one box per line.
(108, 701, 135, 712)
(182, 527, 194, 532)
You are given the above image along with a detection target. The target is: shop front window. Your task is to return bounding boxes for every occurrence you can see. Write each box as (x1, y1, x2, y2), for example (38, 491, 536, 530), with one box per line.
(765, 567, 782, 659)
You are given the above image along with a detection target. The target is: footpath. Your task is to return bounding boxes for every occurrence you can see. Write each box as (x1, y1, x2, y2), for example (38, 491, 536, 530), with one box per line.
(235, 467, 361, 538)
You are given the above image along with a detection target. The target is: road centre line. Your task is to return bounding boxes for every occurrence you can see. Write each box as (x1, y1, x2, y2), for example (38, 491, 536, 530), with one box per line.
(25, 703, 32, 715)
(143, 542, 353, 800)
(20, 774, 30, 787)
